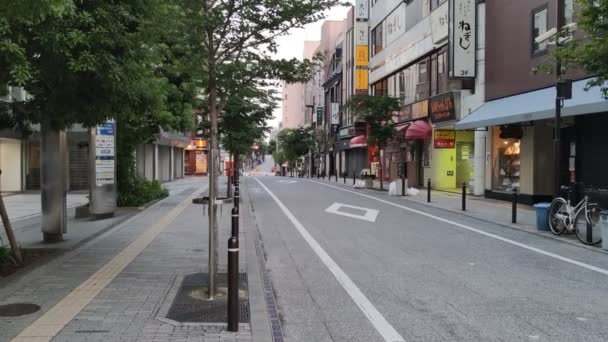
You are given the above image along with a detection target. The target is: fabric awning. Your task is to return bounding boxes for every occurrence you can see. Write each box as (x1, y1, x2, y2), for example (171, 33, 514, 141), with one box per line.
(405, 120, 432, 140)
(350, 135, 367, 148)
(456, 78, 608, 130)
(396, 123, 410, 132)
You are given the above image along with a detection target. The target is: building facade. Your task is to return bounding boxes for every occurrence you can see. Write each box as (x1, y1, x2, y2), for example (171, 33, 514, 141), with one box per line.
(366, 0, 485, 193)
(456, 0, 608, 205)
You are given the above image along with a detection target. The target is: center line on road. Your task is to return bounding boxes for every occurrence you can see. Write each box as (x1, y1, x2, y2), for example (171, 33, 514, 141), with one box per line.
(254, 178, 405, 342)
(308, 180, 608, 277)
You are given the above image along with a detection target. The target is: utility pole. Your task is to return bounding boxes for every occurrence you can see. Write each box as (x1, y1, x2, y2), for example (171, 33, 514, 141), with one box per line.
(553, 0, 565, 198)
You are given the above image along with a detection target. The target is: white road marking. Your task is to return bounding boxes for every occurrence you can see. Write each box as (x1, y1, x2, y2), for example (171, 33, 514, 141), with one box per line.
(309, 180, 608, 277)
(325, 202, 379, 223)
(277, 180, 299, 184)
(11, 188, 202, 342)
(254, 178, 405, 342)
(576, 317, 588, 322)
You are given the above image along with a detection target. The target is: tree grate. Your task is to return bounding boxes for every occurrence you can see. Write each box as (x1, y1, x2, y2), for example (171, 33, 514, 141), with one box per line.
(166, 272, 249, 323)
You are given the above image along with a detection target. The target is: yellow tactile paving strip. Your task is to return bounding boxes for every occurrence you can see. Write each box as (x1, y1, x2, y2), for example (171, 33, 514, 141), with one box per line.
(11, 189, 199, 342)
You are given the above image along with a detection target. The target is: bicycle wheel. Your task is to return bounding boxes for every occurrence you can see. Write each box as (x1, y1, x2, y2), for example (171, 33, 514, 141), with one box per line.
(548, 198, 568, 235)
(575, 204, 603, 245)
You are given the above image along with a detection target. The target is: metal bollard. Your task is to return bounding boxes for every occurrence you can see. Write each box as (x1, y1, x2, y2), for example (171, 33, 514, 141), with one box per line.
(322, 172, 325, 180)
(335, 173, 338, 182)
(401, 177, 406, 197)
(234, 187, 240, 208)
(427, 178, 431, 203)
(353, 172, 356, 185)
(344, 174, 346, 184)
(227, 236, 239, 332)
(512, 188, 518, 224)
(231, 207, 239, 237)
(461, 182, 466, 211)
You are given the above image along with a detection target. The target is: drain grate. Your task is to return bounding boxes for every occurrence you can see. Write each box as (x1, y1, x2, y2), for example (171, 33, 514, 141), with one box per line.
(166, 273, 249, 323)
(0, 303, 40, 317)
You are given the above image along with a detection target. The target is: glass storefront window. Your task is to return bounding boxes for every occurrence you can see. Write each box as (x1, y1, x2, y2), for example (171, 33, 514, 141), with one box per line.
(492, 127, 521, 192)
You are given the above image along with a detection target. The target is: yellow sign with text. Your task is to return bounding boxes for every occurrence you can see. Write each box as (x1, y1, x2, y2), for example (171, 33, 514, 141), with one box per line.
(355, 69, 368, 90)
(355, 46, 368, 66)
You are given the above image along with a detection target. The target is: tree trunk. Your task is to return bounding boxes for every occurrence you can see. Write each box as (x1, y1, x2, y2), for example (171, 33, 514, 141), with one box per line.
(206, 28, 219, 299)
(0, 193, 22, 264)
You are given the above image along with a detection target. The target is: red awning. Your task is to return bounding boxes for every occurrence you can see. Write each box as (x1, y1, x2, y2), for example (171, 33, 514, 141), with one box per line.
(405, 120, 432, 140)
(396, 123, 410, 132)
(350, 135, 367, 148)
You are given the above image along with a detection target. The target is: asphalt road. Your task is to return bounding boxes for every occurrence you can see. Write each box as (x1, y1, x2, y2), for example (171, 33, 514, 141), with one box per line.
(242, 157, 608, 342)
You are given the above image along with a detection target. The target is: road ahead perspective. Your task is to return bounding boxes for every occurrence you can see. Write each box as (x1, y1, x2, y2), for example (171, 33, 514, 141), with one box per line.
(2, 0, 608, 342)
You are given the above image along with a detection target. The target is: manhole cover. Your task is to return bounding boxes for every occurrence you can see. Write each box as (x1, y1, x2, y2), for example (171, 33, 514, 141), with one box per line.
(0, 303, 40, 317)
(166, 273, 249, 323)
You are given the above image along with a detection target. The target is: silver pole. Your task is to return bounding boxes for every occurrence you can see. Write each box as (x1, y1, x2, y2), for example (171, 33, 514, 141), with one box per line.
(40, 120, 67, 242)
(208, 148, 216, 299)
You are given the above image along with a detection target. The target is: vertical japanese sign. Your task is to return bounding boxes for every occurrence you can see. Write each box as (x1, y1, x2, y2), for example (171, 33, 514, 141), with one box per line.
(355, 0, 369, 95)
(95, 121, 115, 186)
(331, 103, 340, 125)
(317, 107, 323, 124)
(449, 0, 476, 78)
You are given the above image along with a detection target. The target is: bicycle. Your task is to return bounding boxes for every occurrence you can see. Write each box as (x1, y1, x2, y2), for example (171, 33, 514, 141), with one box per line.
(548, 184, 603, 245)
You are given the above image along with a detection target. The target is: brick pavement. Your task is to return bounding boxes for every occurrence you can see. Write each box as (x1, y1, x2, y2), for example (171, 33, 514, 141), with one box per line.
(0, 176, 272, 342)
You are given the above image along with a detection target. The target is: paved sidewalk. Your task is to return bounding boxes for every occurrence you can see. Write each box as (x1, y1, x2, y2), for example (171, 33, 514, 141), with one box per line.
(0, 193, 88, 226)
(1, 176, 271, 341)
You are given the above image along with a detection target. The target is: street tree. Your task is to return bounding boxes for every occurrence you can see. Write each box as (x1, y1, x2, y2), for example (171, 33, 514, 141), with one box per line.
(277, 127, 314, 170)
(348, 95, 401, 190)
(193, 0, 343, 296)
(534, 1, 608, 98)
(0, 0, 198, 237)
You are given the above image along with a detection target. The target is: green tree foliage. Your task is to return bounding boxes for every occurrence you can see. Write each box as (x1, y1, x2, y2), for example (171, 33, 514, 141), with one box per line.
(540, 0, 608, 98)
(0, 0, 198, 205)
(220, 85, 276, 158)
(277, 127, 314, 165)
(348, 95, 400, 188)
(268, 139, 277, 155)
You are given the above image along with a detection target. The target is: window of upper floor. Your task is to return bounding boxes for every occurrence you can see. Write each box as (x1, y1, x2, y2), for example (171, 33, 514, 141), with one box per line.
(532, 4, 548, 55)
(371, 23, 383, 57)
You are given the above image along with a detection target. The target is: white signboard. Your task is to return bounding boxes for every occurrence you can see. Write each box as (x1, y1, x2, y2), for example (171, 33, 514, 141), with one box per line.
(355, 0, 368, 20)
(331, 103, 340, 125)
(431, 1, 449, 43)
(355, 25, 368, 46)
(449, 0, 476, 78)
(95, 121, 115, 186)
(384, 3, 406, 46)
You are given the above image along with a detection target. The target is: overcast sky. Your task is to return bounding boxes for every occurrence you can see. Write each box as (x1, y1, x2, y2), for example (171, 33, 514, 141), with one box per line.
(270, 3, 353, 129)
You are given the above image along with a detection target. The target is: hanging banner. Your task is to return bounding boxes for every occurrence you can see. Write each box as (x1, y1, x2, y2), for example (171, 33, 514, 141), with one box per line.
(331, 103, 340, 125)
(449, 0, 476, 78)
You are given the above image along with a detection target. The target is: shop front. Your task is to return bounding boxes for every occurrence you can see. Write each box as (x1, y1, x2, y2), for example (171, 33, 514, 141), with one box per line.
(456, 78, 608, 205)
(185, 139, 208, 176)
(338, 123, 368, 177)
(430, 91, 477, 193)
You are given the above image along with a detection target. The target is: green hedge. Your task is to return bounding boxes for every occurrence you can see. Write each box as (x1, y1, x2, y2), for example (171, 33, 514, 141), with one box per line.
(118, 176, 169, 207)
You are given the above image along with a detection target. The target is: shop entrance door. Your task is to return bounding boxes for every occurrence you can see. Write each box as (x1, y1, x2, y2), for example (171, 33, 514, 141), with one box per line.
(456, 142, 474, 190)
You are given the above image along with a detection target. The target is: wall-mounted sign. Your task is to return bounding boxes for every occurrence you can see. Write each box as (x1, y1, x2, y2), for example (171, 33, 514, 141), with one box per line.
(195, 151, 207, 173)
(431, 1, 449, 43)
(356, 26, 368, 46)
(356, 46, 368, 66)
(429, 92, 456, 124)
(316, 107, 323, 124)
(434, 130, 456, 149)
(384, 3, 406, 46)
(355, 68, 369, 94)
(339, 125, 354, 139)
(331, 103, 340, 125)
(355, 0, 369, 20)
(449, 0, 476, 78)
